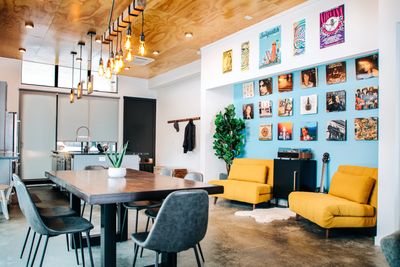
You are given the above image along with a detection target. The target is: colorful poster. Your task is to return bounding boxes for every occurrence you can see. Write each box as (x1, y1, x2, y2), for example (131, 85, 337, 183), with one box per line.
(326, 120, 346, 141)
(300, 122, 317, 141)
(355, 54, 379, 80)
(259, 26, 281, 68)
(300, 94, 318, 115)
(242, 82, 254, 98)
(242, 103, 254, 120)
(326, 61, 346, 84)
(320, 4, 345, 49)
(278, 122, 293, 140)
(259, 100, 272, 118)
(293, 19, 305, 56)
(259, 78, 273, 96)
(259, 124, 272, 141)
(354, 117, 378, 140)
(241, 42, 249, 71)
(222, 49, 232, 73)
(355, 86, 379, 110)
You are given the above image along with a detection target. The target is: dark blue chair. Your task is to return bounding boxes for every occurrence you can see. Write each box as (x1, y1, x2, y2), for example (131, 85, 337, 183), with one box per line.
(132, 190, 209, 267)
(381, 230, 400, 267)
(13, 174, 94, 267)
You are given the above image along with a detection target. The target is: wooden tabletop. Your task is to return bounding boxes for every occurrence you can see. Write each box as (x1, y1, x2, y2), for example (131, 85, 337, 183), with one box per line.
(45, 169, 223, 205)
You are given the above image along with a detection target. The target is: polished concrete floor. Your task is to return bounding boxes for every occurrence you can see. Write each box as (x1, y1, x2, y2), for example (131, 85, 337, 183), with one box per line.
(0, 186, 388, 267)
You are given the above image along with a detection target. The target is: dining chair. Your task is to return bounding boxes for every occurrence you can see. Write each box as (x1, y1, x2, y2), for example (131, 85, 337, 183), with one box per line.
(13, 174, 94, 267)
(131, 190, 209, 267)
(184, 172, 204, 182)
(82, 165, 107, 222)
(159, 168, 173, 176)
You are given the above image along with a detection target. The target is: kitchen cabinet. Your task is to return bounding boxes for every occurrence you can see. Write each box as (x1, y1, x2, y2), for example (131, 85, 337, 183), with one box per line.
(57, 95, 89, 141)
(273, 159, 317, 201)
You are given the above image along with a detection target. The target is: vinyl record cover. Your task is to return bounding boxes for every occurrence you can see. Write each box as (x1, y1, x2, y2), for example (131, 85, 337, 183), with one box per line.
(326, 61, 346, 84)
(354, 117, 378, 140)
(242, 82, 255, 98)
(355, 86, 379, 110)
(259, 100, 273, 117)
(259, 78, 273, 96)
(259, 124, 273, 140)
(300, 122, 317, 141)
(278, 122, 293, 140)
(301, 68, 318, 88)
(300, 94, 318, 115)
(278, 98, 293, 117)
(326, 120, 346, 141)
(355, 54, 379, 80)
(278, 73, 293, 92)
(326, 90, 346, 112)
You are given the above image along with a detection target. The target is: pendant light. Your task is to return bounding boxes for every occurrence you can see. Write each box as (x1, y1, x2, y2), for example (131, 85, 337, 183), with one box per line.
(117, 31, 124, 69)
(98, 38, 105, 77)
(138, 11, 146, 56)
(70, 51, 77, 103)
(77, 41, 85, 99)
(87, 31, 95, 94)
(124, 19, 132, 50)
(105, 40, 113, 79)
(113, 32, 121, 73)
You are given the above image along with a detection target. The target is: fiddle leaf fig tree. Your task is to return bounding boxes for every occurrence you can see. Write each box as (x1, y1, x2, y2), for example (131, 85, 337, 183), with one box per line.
(213, 104, 246, 174)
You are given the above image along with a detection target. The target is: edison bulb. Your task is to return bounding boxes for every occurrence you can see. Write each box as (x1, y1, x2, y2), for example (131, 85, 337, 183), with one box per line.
(138, 41, 145, 56)
(125, 36, 132, 50)
(126, 49, 133, 61)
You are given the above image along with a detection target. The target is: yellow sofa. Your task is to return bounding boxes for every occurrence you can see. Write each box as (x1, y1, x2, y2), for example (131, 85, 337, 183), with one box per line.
(289, 165, 378, 237)
(209, 158, 274, 209)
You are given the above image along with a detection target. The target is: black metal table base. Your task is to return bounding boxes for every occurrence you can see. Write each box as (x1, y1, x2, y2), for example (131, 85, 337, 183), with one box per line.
(143, 252, 177, 267)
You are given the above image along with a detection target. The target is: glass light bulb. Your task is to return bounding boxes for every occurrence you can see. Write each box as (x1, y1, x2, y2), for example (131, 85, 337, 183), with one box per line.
(87, 75, 93, 94)
(138, 41, 145, 56)
(126, 49, 133, 61)
(118, 57, 124, 69)
(98, 58, 104, 77)
(106, 59, 112, 79)
(124, 36, 131, 50)
(77, 82, 82, 99)
(69, 88, 74, 103)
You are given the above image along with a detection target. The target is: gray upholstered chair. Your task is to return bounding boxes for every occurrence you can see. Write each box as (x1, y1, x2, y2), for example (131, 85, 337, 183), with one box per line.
(184, 172, 204, 182)
(159, 168, 173, 176)
(132, 190, 209, 267)
(381, 230, 400, 267)
(13, 174, 94, 267)
(82, 165, 107, 222)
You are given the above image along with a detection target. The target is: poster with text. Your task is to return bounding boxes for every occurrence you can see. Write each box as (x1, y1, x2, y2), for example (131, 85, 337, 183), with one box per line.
(293, 19, 305, 56)
(354, 117, 378, 140)
(242, 82, 255, 98)
(259, 124, 273, 141)
(222, 49, 232, 73)
(320, 4, 345, 49)
(259, 26, 281, 68)
(241, 42, 250, 71)
(300, 94, 318, 115)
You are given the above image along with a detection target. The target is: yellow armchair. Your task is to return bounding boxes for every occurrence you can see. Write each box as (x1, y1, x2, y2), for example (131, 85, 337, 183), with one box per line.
(209, 158, 274, 209)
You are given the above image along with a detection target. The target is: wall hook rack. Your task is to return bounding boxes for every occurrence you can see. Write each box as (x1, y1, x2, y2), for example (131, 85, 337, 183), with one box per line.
(167, 116, 200, 124)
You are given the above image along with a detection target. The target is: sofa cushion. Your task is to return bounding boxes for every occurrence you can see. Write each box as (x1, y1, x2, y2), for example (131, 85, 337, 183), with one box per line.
(289, 192, 376, 228)
(328, 172, 375, 204)
(228, 164, 267, 184)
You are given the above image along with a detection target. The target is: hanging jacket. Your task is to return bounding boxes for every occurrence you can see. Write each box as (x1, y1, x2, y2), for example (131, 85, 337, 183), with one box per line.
(183, 120, 196, 153)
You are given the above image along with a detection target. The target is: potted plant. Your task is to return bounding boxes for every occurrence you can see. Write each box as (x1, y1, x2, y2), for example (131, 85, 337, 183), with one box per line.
(213, 104, 246, 174)
(106, 141, 129, 178)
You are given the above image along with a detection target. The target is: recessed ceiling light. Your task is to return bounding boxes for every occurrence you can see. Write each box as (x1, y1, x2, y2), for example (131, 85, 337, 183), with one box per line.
(185, 32, 193, 39)
(152, 50, 160, 55)
(196, 50, 201, 56)
(19, 48, 26, 53)
(25, 21, 34, 29)
(95, 36, 102, 43)
(244, 15, 253, 21)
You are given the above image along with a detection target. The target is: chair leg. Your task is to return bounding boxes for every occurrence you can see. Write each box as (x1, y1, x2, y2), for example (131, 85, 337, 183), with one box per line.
(135, 209, 139, 233)
(26, 232, 36, 267)
(79, 232, 86, 267)
(0, 189, 9, 220)
(30, 234, 42, 267)
(121, 208, 128, 242)
(155, 252, 159, 267)
(72, 234, 80, 265)
(140, 217, 151, 258)
(132, 244, 139, 267)
(193, 246, 201, 267)
(81, 201, 86, 217)
(89, 205, 93, 223)
(20, 227, 31, 259)
(213, 197, 218, 205)
(85, 231, 94, 267)
(39, 236, 49, 267)
(325, 229, 330, 239)
(197, 243, 205, 263)
(65, 234, 70, 252)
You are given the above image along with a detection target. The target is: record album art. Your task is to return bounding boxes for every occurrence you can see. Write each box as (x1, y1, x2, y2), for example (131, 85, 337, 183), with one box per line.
(301, 68, 318, 88)
(326, 61, 346, 84)
(259, 100, 273, 118)
(278, 73, 293, 92)
(278, 122, 293, 140)
(278, 98, 293, 117)
(300, 122, 317, 141)
(355, 54, 379, 80)
(355, 86, 379, 110)
(242, 82, 255, 98)
(259, 124, 273, 141)
(326, 90, 346, 112)
(320, 4, 345, 49)
(242, 103, 254, 120)
(326, 120, 346, 141)
(259, 78, 273, 96)
(300, 94, 318, 115)
(354, 117, 378, 140)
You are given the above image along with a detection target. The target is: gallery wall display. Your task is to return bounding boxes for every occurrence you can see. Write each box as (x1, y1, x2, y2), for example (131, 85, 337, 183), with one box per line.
(259, 26, 281, 69)
(241, 42, 250, 71)
(320, 4, 345, 49)
(293, 19, 305, 56)
(222, 49, 233, 73)
(326, 61, 346, 84)
(278, 73, 293, 92)
(259, 124, 272, 140)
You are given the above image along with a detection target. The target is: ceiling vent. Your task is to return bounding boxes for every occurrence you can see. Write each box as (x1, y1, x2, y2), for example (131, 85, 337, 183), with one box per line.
(132, 55, 155, 66)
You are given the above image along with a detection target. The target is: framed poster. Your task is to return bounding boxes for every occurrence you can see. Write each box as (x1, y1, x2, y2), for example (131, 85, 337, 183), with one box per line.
(278, 122, 293, 140)
(259, 100, 273, 117)
(241, 42, 250, 71)
(355, 54, 379, 80)
(293, 19, 305, 56)
(354, 117, 378, 140)
(278, 73, 293, 92)
(242, 82, 255, 98)
(259, 26, 281, 68)
(326, 120, 346, 141)
(326, 61, 346, 84)
(222, 49, 232, 73)
(355, 86, 379, 110)
(326, 90, 346, 112)
(300, 94, 318, 115)
(259, 124, 273, 141)
(242, 103, 254, 120)
(278, 98, 293, 117)
(320, 4, 345, 49)
(300, 122, 317, 141)
(301, 68, 318, 88)
(259, 78, 272, 96)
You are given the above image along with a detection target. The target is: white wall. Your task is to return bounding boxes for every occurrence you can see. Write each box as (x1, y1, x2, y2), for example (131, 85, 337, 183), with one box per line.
(377, 0, 400, 244)
(154, 74, 201, 172)
(201, 0, 378, 90)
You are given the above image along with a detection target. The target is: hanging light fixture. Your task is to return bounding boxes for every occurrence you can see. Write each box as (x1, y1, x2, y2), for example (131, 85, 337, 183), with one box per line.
(117, 31, 124, 69)
(77, 41, 85, 99)
(113, 32, 121, 73)
(87, 31, 95, 94)
(98, 38, 105, 77)
(70, 51, 77, 103)
(105, 40, 113, 79)
(138, 11, 146, 56)
(124, 19, 132, 50)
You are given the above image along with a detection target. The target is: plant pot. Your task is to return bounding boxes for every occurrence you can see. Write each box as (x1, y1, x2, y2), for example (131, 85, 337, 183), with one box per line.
(108, 167, 127, 178)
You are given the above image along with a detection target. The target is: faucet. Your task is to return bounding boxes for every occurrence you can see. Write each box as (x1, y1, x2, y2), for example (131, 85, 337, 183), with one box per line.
(76, 126, 91, 153)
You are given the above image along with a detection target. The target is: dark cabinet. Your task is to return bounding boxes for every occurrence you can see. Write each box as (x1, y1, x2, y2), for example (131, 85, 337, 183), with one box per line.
(273, 159, 317, 200)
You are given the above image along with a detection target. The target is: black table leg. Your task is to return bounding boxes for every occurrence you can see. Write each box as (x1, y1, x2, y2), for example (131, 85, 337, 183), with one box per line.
(101, 204, 116, 267)
(70, 193, 81, 250)
(118, 203, 128, 241)
(161, 252, 177, 267)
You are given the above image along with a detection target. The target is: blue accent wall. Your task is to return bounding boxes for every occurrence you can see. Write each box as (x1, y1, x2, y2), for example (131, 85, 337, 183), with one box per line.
(234, 56, 379, 188)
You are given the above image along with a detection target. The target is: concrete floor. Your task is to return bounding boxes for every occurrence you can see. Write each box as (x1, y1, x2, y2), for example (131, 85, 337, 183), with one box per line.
(0, 186, 388, 267)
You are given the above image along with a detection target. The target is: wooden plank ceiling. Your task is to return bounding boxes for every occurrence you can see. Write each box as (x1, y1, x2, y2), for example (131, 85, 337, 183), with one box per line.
(0, 0, 305, 79)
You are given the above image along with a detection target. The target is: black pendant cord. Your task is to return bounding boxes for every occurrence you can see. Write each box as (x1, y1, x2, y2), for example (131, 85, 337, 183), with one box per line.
(108, 0, 115, 30)
(71, 53, 75, 88)
(141, 11, 144, 34)
(119, 31, 122, 51)
(79, 44, 83, 82)
(88, 34, 93, 72)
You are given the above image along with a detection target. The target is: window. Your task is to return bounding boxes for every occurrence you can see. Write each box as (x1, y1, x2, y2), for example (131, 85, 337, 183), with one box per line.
(21, 61, 55, 87)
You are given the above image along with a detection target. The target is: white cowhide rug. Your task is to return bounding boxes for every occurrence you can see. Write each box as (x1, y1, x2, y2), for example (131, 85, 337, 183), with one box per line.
(234, 208, 296, 223)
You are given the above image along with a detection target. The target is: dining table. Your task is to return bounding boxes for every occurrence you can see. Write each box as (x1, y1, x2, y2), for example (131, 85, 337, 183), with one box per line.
(45, 168, 223, 267)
